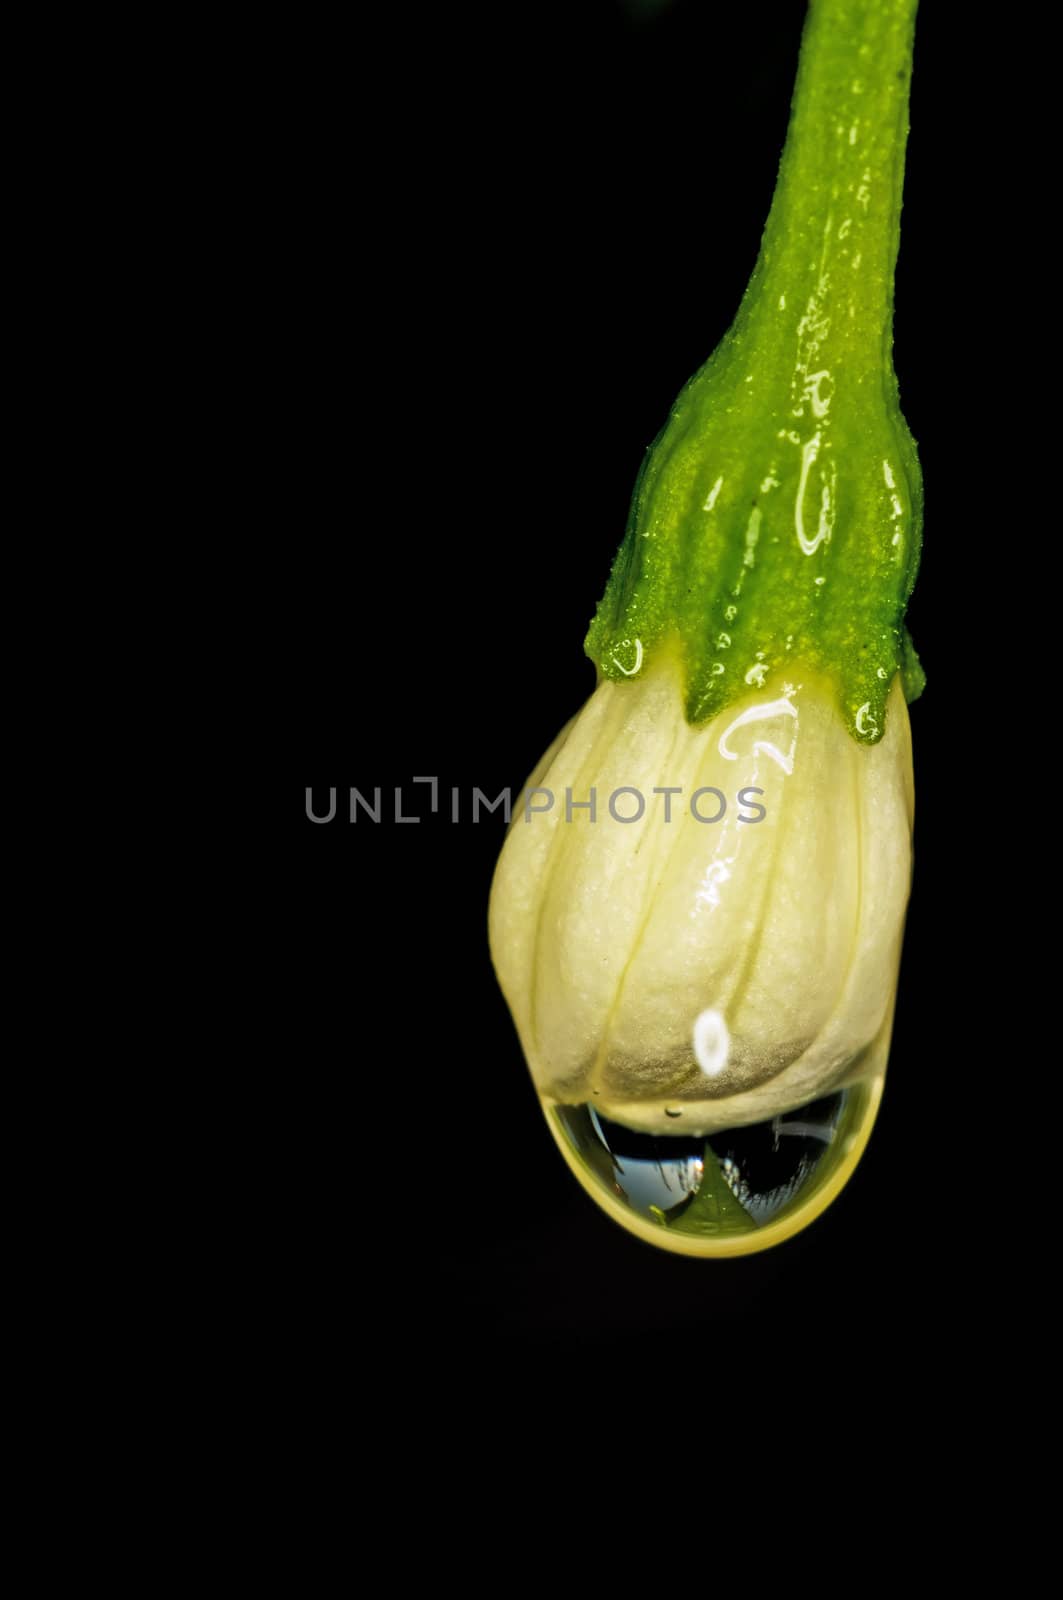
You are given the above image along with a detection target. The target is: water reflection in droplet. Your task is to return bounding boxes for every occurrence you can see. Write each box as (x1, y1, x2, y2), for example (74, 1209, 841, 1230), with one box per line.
(543, 1078, 882, 1256)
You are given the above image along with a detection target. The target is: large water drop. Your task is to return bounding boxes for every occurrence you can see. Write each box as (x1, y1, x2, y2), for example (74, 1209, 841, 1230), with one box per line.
(542, 1079, 882, 1256)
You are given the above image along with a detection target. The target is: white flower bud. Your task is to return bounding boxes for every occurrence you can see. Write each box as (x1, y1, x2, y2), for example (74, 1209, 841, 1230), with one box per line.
(489, 657, 913, 1137)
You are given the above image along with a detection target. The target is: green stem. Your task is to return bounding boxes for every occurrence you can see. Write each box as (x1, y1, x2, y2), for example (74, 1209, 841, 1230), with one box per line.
(585, 0, 924, 742)
(754, 0, 916, 350)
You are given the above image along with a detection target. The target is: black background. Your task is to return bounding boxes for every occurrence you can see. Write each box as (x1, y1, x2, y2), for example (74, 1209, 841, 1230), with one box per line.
(265, 1, 1013, 1400)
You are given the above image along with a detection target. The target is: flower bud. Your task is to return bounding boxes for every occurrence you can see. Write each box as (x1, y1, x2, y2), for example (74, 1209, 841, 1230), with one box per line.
(489, 656, 913, 1139)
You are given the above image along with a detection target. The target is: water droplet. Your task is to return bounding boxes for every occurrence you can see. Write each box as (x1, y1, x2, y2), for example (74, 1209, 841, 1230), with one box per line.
(693, 1007, 730, 1075)
(611, 638, 643, 676)
(544, 1082, 882, 1257)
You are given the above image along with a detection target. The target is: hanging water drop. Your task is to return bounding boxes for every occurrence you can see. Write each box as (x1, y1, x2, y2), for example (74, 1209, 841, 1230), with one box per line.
(542, 1080, 882, 1257)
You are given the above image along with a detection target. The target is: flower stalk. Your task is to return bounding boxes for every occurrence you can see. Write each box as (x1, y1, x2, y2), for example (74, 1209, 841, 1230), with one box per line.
(585, 0, 923, 741)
